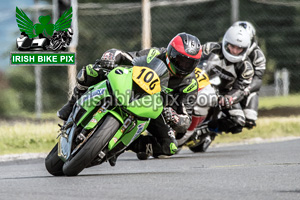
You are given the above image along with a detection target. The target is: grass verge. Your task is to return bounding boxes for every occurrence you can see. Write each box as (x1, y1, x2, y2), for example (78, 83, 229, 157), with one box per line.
(0, 116, 300, 155)
(259, 94, 300, 109)
(0, 121, 60, 155)
(214, 116, 300, 144)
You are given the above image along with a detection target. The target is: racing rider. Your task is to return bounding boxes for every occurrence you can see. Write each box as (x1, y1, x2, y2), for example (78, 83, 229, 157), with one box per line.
(57, 32, 202, 163)
(199, 25, 254, 135)
(232, 21, 266, 129)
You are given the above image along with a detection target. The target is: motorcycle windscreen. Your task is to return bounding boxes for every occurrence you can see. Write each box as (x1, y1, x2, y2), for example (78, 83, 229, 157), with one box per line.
(107, 67, 133, 106)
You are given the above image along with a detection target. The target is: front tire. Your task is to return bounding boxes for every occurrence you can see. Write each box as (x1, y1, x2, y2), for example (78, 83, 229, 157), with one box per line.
(62, 114, 121, 176)
(45, 144, 65, 176)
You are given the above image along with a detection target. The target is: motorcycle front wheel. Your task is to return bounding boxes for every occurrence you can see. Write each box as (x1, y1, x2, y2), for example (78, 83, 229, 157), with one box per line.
(62, 114, 121, 176)
(45, 143, 65, 176)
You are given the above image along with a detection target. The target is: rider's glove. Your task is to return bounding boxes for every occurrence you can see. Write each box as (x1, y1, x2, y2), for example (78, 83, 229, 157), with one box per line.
(218, 95, 234, 109)
(202, 43, 210, 55)
(202, 42, 221, 56)
(162, 107, 180, 125)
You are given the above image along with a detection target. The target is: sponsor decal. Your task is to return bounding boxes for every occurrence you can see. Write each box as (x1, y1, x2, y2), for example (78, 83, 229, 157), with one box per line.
(90, 118, 98, 123)
(136, 122, 146, 135)
(113, 137, 118, 143)
(81, 88, 106, 103)
(147, 48, 160, 63)
(183, 79, 197, 93)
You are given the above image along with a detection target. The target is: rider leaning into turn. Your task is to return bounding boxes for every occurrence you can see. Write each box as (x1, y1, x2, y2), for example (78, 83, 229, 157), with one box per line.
(57, 32, 202, 162)
(199, 25, 254, 135)
(232, 21, 266, 130)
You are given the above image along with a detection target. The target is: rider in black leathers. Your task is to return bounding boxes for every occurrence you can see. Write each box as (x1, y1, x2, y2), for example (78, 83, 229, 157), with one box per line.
(200, 25, 254, 134)
(232, 21, 266, 129)
(57, 33, 202, 162)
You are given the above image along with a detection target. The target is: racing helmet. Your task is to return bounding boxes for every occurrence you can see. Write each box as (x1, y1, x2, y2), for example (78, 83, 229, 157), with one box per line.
(222, 26, 251, 63)
(232, 21, 256, 43)
(166, 33, 202, 77)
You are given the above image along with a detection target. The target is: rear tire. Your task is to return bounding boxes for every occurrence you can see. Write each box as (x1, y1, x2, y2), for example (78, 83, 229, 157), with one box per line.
(189, 142, 209, 152)
(63, 114, 121, 176)
(45, 144, 65, 176)
(189, 135, 214, 153)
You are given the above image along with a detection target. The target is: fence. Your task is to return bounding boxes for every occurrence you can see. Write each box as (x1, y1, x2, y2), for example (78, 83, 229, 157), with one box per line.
(1, 0, 300, 117)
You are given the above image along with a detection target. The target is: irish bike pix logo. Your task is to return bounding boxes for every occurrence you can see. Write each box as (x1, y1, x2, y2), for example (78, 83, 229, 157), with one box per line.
(11, 7, 76, 66)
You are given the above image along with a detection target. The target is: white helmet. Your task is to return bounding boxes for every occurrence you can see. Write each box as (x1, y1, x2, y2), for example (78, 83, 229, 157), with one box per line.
(222, 26, 251, 63)
(232, 21, 256, 42)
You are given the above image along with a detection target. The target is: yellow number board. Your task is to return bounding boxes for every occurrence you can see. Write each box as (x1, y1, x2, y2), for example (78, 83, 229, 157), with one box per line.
(132, 66, 161, 95)
(194, 68, 210, 90)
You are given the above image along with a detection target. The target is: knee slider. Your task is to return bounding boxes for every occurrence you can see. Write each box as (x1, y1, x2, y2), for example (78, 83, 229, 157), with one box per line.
(160, 138, 178, 155)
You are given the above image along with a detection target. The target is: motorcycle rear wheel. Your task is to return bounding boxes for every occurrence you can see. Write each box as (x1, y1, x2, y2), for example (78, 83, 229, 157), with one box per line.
(188, 134, 215, 153)
(62, 114, 121, 176)
(188, 142, 209, 153)
(45, 143, 65, 176)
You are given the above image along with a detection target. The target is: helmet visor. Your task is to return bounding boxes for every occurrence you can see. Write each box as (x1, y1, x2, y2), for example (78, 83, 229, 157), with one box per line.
(169, 48, 200, 76)
(225, 42, 248, 56)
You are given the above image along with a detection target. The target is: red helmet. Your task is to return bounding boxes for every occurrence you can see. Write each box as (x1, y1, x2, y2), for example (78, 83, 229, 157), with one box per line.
(166, 33, 202, 77)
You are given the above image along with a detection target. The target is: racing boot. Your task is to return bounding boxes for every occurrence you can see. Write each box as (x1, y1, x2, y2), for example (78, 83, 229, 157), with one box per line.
(127, 135, 155, 160)
(245, 119, 256, 129)
(201, 135, 212, 152)
(136, 143, 153, 160)
(57, 87, 87, 121)
(57, 95, 77, 121)
(138, 137, 178, 159)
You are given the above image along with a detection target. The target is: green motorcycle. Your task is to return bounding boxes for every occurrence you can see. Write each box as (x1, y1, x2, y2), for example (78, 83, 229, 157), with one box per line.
(45, 55, 169, 176)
